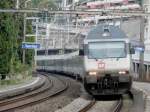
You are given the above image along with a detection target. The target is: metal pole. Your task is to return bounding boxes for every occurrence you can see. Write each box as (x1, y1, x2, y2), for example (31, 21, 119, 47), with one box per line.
(63, 0, 67, 10)
(23, 0, 31, 64)
(67, 14, 70, 46)
(139, 17, 145, 80)
(35, 18, 39, 67)
(16, 0, 19, 9)
(23, 12, 27, 64)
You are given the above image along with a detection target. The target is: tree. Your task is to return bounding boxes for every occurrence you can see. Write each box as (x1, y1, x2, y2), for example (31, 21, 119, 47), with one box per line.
(0, 0, 32, 78)
(0, 0, 18, 75)
(137, 0, 142, 5)
(0, 0, 60, 77)
(32, 0, 57, 10)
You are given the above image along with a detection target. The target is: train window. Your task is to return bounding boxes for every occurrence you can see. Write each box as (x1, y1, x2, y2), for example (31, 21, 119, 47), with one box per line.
(84, 44, 88, 55)
(148, 65, 150, 73)
(133, 62, 135, 72)
(88, 41, 126, 59)
(144, 64, 147, 73)
(137, 63, 139, 73)
(79, 49, 84, 56)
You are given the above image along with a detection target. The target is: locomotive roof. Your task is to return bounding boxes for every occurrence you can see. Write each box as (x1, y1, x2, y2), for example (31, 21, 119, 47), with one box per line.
(86, 25, 127, 40)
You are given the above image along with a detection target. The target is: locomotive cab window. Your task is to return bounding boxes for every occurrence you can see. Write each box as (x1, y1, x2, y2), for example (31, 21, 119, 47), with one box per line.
(88, 41, 126, 59)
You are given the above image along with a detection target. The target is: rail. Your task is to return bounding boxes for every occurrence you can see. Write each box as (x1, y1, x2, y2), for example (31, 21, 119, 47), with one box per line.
(78, 99, 96, 112)
(112, 98, 123, 112)
(0, 73, 68, 112)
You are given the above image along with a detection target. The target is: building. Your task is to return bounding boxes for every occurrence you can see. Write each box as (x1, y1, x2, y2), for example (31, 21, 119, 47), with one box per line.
(87, 0, 140, 10)
(55, 0, 79, 9)
(143, 0, 150, 50)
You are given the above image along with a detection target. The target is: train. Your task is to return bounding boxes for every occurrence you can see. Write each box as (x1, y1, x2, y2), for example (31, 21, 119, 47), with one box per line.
(37, 25, 135, 96)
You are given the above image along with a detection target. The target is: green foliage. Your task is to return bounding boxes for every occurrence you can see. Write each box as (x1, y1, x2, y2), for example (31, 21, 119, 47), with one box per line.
(0, 0, 34, 77)
(0, 79, 20, 85)
(25, 37, 34, 65)
(137, 0, 142, 5)
(32, 0, 41, 6)
(0, 1, 18, 75)
(32, 0, 57, 10)
(0, 0, 14, 9)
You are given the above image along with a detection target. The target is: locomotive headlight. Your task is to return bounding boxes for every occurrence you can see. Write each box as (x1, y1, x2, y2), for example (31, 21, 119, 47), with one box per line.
(118, 71, 129, 75)
(88, 72, 97, 76)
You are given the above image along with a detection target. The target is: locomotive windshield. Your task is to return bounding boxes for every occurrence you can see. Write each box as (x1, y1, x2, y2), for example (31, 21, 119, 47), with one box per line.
(88, 41, 126, 59)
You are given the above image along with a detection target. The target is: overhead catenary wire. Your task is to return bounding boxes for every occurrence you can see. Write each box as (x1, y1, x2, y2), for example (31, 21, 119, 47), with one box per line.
(0, 9, 149, 17)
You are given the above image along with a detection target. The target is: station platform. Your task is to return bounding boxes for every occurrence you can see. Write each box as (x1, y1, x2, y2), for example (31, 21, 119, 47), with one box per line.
(132, 51, 150, 64)
(0, 75, 45, 100)
(132, 50, 150, 80)
(133, 82, 150, 112)
(133, 82, 150, 94)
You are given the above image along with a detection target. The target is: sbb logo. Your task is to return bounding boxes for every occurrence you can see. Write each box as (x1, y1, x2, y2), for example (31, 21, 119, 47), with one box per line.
(98, 61, 105, 69)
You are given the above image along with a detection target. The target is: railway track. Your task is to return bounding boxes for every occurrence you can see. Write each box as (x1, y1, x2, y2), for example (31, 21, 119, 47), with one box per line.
(78, 97, 123, 112)
(0, 73, 68, 112)
(39, 71, 132, 112)
(112, 98, 123, 112)
(79, 99, 96, 112)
